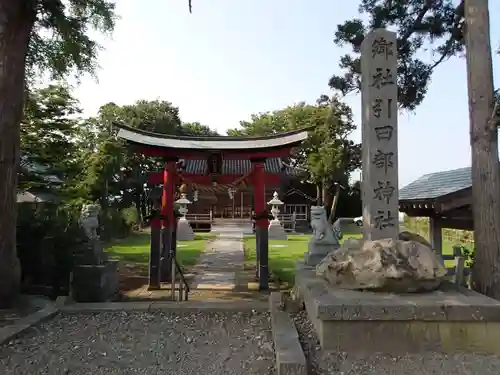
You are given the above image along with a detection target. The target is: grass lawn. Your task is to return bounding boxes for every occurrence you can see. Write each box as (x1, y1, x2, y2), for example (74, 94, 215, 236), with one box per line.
(105, 231, 215, 272)
(243, 229, 472, 286)
(243, 234, 310, 285)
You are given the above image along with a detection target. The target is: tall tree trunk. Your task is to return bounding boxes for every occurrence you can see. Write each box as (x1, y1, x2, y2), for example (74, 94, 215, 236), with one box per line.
(328, 183, 342, 223)
(322, 181, 329, 208)
(133, 186, 144, 226)
(316, 183, 323, 206)
(140, 191, 147, 226)
(0, 2, 36, 308)
(464, 0, 500, 298)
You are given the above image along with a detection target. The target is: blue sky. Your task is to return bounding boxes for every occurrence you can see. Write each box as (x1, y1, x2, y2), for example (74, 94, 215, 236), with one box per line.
(72, 0, 500, 187)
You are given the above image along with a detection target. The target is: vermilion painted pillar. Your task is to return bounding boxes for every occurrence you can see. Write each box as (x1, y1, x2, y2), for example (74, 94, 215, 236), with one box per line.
(252, 159, 269, 290)
(160, 159, 177, 282)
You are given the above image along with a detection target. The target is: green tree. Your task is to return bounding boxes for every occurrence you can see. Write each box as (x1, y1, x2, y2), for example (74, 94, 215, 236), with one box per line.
(181, 122, 219, 136)
(331, 0, 500, 297)
(21, 84, 82, 183)
(0, 0, 115, 307)
(329, 0, 465, 111)
(79, 100, 219, 222)
(228, 97, 360, 209)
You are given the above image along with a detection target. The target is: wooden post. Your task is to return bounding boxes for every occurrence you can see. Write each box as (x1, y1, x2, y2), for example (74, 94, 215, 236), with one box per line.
(453, 246, 465, 289)
(240, 191, 243, 218)
(429, 217, 443, 254)
(252, 159, 268, 290)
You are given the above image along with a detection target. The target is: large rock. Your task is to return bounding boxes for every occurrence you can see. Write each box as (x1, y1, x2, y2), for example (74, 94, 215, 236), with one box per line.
(398, 231, 432, 248)
(316, 237, 447, 293)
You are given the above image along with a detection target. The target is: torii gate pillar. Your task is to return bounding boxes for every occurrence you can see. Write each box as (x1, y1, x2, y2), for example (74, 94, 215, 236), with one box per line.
(252, 158, 269, 290)
(160, 158, 177, 282)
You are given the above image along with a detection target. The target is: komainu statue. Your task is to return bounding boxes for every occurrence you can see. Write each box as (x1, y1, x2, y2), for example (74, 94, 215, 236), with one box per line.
(310, 206, 339, 244)
(304, 206, 340, 266)
(80, 204, 100, 240)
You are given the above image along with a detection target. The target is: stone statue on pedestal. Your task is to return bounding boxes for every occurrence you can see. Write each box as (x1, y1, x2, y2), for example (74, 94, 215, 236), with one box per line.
(75, 204, 106, 265)
(79, 204, 100, 241)
(304, 206, 340, 266)
(71, 203, 119, 302)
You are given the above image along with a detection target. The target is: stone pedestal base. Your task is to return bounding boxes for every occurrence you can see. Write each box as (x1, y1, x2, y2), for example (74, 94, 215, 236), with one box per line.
(304, 242, 338, 266)
(294, 264, 500, 354)
(177, 218, 195, 241)
(71, 260, 119, 302)
(73, 240, 108, 265)
(268, 219, 287, 240)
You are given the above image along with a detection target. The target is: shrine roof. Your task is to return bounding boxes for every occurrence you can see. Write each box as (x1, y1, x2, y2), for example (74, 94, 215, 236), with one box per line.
(399, 167, 471, 201)
(115, 124, 310, 151)
(183, 157, 302, 176)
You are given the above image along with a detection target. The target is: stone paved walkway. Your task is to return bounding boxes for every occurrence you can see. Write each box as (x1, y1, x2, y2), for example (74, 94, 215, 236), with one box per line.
(191, 229, 245, 291)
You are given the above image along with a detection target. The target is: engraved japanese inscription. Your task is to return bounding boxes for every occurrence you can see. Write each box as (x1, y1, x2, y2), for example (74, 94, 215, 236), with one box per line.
(371, 68, 395, 89)
(373, 180, 395, 204)
(372, 37, 394, 59)
(361, 28, 399, 240)
(374, 125, 394, 141)
(372, 150, 394, 174)
(374, 210, 396, 230)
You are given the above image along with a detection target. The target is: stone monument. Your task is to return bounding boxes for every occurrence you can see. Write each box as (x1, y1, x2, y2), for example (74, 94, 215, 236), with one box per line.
(71, 203, 119, 302)
(314, 28, 446, 292)
(293, 28, 500, 356)
(267, 191, 287, 240)
(303, 206, 340, 266)
(175, 193, 195, 241)
(361, 28, 399, 241)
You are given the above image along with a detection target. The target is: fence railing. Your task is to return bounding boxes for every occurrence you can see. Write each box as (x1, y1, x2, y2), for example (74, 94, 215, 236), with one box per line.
(444, 246, 473, 289)
(404, 218, 474, 245)
(185, 212, 213, 222)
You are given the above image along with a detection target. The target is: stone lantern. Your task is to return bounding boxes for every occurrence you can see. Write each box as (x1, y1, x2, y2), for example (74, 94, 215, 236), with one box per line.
(175, 193, 194, 241)
(267, 191, 287, 240)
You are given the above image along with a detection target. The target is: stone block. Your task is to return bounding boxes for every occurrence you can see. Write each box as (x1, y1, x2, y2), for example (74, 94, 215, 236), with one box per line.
(71, 260, 120, 302)
(303, 244, 332, 267)
(177, 218, 195, 241)
(269, 292, 307, 375)
(295, 264, 500, 354)
(268, 220, 287, 240)
(0, 304, 59, 345)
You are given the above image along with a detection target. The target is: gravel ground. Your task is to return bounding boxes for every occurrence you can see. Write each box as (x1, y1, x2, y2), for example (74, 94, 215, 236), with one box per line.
(293, 310, 500, 375)
(0, 311, 275, 375)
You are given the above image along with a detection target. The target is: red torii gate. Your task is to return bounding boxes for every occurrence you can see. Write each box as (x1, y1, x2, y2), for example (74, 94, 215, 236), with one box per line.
(116, 124, 309, 291)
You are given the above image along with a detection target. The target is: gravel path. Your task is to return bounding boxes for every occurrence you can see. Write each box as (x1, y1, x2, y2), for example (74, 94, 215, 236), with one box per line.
(293, 310, 500, 375)
(0, 311, 275, 375)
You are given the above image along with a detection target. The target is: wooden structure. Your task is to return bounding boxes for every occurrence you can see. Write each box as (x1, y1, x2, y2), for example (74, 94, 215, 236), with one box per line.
(147, 158, 315, 223)
(399, 166, 473, 276)
(117, 124, 310, 291)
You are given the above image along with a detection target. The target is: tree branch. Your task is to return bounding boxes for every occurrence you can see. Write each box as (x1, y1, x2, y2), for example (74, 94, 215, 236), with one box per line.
(397, 1, 432, 47)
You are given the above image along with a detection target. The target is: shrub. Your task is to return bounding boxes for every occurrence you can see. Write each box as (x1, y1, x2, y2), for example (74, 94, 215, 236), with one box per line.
(121, 206, 139, 230)
(99, 206, 139, 240)
(17, 202, 86, 298)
